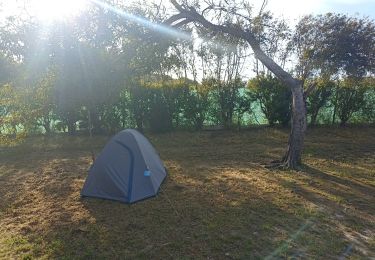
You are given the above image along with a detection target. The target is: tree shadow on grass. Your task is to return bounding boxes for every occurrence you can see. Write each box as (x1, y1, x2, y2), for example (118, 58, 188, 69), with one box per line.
(0, 154, 334, 259)
(310, 163, 373, 190)
(303, 127, 375, 164)
(1, 131, 374, 259)
(270, 164, 375, 258)
(58, 171, 310, 258)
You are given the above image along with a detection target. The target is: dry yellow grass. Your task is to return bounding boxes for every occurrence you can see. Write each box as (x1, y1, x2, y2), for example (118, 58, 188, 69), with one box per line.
(0, 127, 374, 259)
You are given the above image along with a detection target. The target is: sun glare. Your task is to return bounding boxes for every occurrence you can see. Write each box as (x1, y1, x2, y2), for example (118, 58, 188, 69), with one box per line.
(31, 0, 87, 21)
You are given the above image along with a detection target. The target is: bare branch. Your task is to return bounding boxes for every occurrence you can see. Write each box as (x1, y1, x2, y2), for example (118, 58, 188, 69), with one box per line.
(167, 0, 299, 88)
(259, 0, 268, 16)
(171, 19, 191, 28)
(170, 0, 185, 13)
(163, 13, 187, 25)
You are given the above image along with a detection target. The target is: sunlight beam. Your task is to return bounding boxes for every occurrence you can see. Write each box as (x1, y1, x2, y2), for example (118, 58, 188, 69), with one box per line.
(89, 0, 192, 41)
(89, 0, 242, 55)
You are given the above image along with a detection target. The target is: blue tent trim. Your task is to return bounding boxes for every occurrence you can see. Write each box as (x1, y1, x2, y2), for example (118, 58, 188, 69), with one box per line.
(115, 140, 135, 202)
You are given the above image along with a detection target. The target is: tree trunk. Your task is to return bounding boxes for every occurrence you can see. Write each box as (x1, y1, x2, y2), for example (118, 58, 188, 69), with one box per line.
(135, 117, 144, 133)
(237, 114, 241, 131)
(339, 115, 349, 127)
(281, 84, 307, 169)
(44, 124, 51, 135)
(89, 106, 103, 134)
(67, 120, 76, 136)
(43, 118, 51, 135)
(67, 125, 76, 135)
(332, 81, 339, 125)
(166, 2, 308, 169)
(195, 115, 204, 130)
(310, 111, 318, 126)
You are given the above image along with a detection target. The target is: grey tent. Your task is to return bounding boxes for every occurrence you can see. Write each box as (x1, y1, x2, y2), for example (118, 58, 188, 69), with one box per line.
(81, 129, 167, 203)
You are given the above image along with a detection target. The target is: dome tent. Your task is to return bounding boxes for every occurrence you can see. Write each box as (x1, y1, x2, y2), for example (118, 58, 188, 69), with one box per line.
(81, 129, 167, 203)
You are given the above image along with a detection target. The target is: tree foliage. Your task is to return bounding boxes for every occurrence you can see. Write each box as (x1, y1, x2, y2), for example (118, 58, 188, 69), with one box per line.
(248, 75, 291, 126)
(0, 0, 374, 149)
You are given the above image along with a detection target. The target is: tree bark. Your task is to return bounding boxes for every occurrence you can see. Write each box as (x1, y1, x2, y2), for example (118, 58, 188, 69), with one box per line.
(280, 84, 307, 169)
(135, 118, 144, 133)
(310, 112, 318, 126)
(67, 121, 76, 136)
(43, 117, 51, 135)
(332, 81, 339, 125)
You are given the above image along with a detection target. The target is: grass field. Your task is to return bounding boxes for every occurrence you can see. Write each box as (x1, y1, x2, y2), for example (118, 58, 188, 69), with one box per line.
(0, 127, 374, 259)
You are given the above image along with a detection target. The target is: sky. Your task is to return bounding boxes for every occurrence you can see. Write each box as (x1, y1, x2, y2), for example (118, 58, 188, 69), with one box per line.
(262, 0, 375, 22)
(1, 0, 374, 23)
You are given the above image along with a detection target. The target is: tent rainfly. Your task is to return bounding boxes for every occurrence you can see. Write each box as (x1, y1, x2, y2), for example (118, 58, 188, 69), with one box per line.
(81, 129, 167, 203)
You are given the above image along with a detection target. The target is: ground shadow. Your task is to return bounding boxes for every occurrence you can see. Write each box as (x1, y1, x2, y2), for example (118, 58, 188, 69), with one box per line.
(1, 129, 374, 259)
